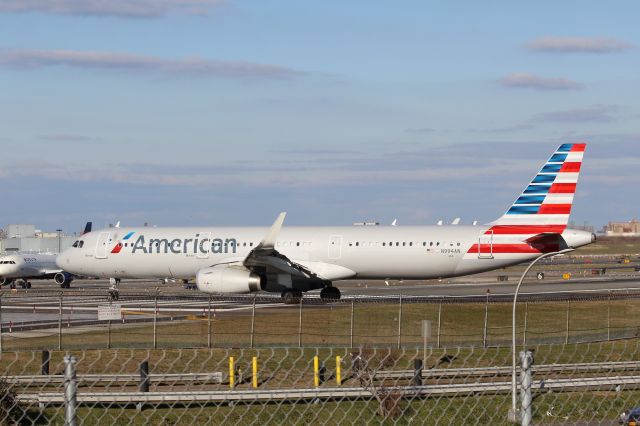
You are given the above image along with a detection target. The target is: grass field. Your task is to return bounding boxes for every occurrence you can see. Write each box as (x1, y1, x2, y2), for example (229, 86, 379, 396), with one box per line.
(3, 297, 640, 351)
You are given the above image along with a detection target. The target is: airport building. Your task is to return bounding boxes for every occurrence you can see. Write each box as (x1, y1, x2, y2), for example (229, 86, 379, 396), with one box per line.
(0, 224, 76, 254)
(602, 220, 640, 237)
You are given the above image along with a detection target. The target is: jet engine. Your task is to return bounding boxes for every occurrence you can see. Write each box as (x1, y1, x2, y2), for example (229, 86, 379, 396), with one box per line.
(0, 277, 12, 286)
(196, 265, 263, 294)
(54, 272, 74, 288)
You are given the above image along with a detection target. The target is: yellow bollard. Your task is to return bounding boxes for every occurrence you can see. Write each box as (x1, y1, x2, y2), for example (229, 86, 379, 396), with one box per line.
(229, 357, 235, 388)
(252, 357, 258, 389)
(313, 355, 320, 387)
(336, 356, 342, 386)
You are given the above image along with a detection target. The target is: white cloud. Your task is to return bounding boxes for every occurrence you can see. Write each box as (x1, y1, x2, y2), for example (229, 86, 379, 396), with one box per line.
(499, 72, 583, 91)
(526, 36, 634, 53)
(0, 0, 226, 18)
(0, 49, 305, 80)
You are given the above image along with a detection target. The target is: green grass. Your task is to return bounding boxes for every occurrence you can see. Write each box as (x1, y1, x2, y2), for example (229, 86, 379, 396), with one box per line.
(3, 297, 640, 351)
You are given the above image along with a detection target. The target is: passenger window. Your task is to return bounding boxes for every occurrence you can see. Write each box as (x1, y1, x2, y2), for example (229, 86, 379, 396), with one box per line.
(396, 242, 399, 246)
(410, 242, 413, 247)
(382, 242, 386, 247)
(402, 242, 406, 247)
(355, 242, 359, 247)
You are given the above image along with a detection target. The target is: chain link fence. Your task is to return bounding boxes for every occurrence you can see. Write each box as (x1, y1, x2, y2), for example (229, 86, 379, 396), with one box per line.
(1, 341, 640, 424)
(1, 290, 640, 351)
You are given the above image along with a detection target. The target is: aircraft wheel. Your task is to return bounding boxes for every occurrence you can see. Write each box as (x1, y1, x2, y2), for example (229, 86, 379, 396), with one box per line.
(320, 286, 341, 302)
(536, 272, 545, 280)
(26, 282, 32, 289)
(10, 283, 16, 290)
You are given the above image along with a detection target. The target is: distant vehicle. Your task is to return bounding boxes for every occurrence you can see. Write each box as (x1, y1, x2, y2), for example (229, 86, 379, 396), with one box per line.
(0, 253, 74, 288)
(58, 144, 595, 302)
(619, 407, 640, 425)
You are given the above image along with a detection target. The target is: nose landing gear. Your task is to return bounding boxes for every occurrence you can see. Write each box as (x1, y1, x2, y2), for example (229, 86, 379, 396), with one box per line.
(108, 278, 121, 301)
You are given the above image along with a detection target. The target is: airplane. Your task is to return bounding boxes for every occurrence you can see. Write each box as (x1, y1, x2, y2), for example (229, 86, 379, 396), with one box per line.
(57, 143, 595, 302)
(0, 222, 92, 289)
(0, 253, 75, 289)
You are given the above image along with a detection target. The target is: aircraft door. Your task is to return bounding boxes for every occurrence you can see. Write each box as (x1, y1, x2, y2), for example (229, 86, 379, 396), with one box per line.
(196, 232, 212, 259)
(328, 235, 342, 260)
(478, 230, 494, 259)
(95, 232, 111, 259)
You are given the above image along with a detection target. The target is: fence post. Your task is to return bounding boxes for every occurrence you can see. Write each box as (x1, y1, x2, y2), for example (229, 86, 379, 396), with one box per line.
(298, 297, 303, 348)
(349, 300, 354, 348)
(207, 295, 212, 349)
(0, 294, 3, 353)
(397, 295, 403, 349)
(250, 295, 257, 349)
(58, 292, 63, 350)
(336, 356, 342, 385)
(137, 360, 150, 411)
(63, 355, 77, 426)
(483, 290, 489, 348)
(519, 350, 533, 426)
(139, 360, 150, 392)
(523, 302, 528, 347)
(607, 290, 611, 341)
(437, 302, 442, 349)
(153, 295, 158, 349)
(107, 319, 112, 349)
(413, 358, 423, 386)
(565, 300, 570, 345)
(42, 350, 50, 375)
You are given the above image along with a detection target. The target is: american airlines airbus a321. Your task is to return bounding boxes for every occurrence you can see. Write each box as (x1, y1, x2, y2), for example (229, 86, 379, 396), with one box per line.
(57, 143, 595, 302)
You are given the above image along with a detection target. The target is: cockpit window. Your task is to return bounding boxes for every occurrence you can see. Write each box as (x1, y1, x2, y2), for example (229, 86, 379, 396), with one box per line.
(79, 241, 84, 248)
(72, 240, 79, 248)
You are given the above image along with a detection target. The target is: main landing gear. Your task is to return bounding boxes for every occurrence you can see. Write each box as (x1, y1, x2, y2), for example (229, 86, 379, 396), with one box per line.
(108, 278, 120, 301)
(320, 286, 341, 302)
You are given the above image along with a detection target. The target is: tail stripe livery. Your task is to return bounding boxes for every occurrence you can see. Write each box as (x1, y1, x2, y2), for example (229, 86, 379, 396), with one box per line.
(493, 143, 585, 226)
(467, 143, 586, 257)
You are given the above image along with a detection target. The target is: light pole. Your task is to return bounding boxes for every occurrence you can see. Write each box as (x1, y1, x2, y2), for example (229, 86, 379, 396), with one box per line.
(509, 248, 574, 422)
(56, 229, 62, 254)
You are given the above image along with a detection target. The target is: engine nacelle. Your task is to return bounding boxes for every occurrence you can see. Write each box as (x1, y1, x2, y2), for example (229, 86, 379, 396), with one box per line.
(54, 272, 74, 286)
(0, 277, 12, 286)
(196, 265, 263, 294)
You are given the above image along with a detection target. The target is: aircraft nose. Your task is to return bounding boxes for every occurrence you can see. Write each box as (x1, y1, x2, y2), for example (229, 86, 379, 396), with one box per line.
(56, 254, 68, 269)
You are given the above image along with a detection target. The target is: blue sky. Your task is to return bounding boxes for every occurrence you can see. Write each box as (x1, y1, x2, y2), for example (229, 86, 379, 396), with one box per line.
(0, 0, 638, 233)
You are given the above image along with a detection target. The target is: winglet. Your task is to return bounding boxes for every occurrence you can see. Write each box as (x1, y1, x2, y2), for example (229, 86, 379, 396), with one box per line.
(259, 212, 286, 249)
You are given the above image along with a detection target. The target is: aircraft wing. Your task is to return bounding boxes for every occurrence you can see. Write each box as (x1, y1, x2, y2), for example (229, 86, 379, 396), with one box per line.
(232, 212, 355, 281)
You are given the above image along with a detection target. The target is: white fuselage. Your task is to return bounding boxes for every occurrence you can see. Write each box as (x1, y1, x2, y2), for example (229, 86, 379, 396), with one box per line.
(57, 225, 594, 284)
(0, 253, 60, 281)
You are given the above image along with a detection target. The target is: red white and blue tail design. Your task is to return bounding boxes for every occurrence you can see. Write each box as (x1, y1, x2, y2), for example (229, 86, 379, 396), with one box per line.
(465, 143, 586, 259)
(490, 142, 585, 230)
